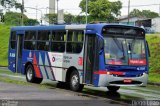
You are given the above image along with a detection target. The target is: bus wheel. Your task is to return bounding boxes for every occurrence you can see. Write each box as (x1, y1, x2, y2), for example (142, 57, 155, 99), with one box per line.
(70, 71, 84, 92)
(26, 64, 43, 84)
(107, 86, 120, 92)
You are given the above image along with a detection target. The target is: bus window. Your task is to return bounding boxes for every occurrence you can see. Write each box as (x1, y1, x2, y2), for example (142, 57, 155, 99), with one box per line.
(37, 30, 50, 51)
(24, 31, 37, 50)
(25, 31, 36, 40)
(10, 31, 16, 49)
(24, 41, 36, 50)
(38, 30, 50, 41)
(51, 31, 66, 52)
(66, 31, 84, 53)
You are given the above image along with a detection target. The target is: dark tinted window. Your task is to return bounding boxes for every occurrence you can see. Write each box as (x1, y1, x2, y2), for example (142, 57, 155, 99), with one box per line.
(37, 41, 49, 51)
(24, 41, 36, 50)
(25, 31, 36, 40)
(51, 31, 66, 41)
(66, 30, 84, 53)
(11, 41, 16, 49)
(10, 31, 16, 49)
(37, 30, 50, 40)
(51, 31, 66, 52)
(51, 42, 65, 52)
(11, 31, 16, 40)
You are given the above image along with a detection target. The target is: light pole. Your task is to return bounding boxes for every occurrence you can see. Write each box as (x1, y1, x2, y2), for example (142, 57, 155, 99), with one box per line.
(21, 0, 24, 26)
(85, 0, 88, 24)
(25, 7, 43, 25)
(57, 0, 59, 23)
(128, 0, 130, 24)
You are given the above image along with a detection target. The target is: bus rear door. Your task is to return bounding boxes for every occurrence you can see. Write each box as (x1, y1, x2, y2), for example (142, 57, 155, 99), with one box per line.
(15, 31, 24, 73)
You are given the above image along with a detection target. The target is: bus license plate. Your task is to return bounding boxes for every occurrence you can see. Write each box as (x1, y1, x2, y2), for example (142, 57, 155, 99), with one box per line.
(124, 79, 132, 83)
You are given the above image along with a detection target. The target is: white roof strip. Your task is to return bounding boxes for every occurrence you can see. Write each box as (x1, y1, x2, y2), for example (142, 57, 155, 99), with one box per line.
(65, 25, 86, 30)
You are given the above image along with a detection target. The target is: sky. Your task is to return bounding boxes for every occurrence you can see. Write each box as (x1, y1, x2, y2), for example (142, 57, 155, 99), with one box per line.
(14, 0, 160, 21)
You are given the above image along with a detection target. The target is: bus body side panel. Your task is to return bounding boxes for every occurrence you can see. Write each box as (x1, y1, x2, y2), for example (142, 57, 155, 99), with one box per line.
(8, 49, 16, 72)
(8, 30, 16, 73)
(22, 50, 56, 80)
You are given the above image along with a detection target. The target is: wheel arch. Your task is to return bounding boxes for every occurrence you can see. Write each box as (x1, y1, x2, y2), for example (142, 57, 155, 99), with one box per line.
(24, 62, 33, 75)
(65, 66, 78, 83)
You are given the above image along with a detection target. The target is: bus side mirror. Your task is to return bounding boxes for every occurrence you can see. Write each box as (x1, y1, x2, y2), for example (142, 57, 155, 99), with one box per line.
(98, 36, 104, 54)
(146, 41, 150, 57)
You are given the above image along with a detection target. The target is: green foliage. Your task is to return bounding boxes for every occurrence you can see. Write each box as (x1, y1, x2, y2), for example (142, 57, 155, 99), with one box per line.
(1, 0, 22, 11)
(4, 12, 39, 26)
(64, 13, 75, 24)
(79, 0, 122, 22)
(4, 11, 28, 25)
(44, 13, 86, 24)
(130, 9, 159, 18)
(44, 13, 57, 24)
(0, 24, 10, 66)
(146, 35, 160, 73)
(24, 19, 39, 26)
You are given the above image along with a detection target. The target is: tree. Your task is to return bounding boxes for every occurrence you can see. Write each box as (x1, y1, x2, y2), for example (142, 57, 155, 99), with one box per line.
(130, 9, 159, 18)
(24, 19, 39, 26)
(4, 11, 39, 25)
(64, 13, 75, 24)
(79, 0, 122, 22)
(0, 0, 22, 11)
(44, 13, 57, 24)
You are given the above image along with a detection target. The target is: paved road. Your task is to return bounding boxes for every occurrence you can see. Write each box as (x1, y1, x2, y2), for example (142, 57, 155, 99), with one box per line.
(0, 82, 126, 106)
(0, 68, 160, 106)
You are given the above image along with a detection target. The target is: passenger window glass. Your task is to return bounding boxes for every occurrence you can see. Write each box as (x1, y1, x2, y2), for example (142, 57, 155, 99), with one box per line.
(51, 31, 66, 41)
(37, 41, 49, 51)
(51, 31, 66, 52)
(25, 31, 36, 40)
(24, 41, 36, 50)
(67, 30, 84, 53)
(38, 30, 50, 41)
(10, 31, 16, 49)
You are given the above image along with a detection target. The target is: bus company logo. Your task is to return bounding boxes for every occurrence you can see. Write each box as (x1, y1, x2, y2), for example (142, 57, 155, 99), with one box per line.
(52, 57, 56, 62)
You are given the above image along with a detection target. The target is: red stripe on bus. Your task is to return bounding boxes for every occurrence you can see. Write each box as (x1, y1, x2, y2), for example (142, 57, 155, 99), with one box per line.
(33, 53, 41, 78)
(94, 70, 125, 75)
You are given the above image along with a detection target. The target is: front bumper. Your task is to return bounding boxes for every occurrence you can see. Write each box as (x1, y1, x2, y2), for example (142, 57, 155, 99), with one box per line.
(98, 73, 148, 87)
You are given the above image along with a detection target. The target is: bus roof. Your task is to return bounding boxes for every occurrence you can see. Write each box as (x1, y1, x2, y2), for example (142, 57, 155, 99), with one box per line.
(11, 23, 145, 34)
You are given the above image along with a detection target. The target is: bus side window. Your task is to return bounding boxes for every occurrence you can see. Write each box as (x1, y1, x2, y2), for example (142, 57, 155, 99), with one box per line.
(36, 30, 50, 51)
(66, 30, 84, 53)
(24, 31, 37, 50)
(10, 31, 16, 49)
(51, 31, 66, 52)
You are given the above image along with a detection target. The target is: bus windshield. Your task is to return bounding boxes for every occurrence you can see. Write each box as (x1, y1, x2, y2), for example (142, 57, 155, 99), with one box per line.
(104, 37, 146, 66)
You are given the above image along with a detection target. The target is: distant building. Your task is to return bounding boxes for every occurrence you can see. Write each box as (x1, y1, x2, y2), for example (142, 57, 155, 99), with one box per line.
(117, 15, 146, 26)
(118, 16, 160, 33)
(49, 0, 55, 14)
(151, 17, 160, 33)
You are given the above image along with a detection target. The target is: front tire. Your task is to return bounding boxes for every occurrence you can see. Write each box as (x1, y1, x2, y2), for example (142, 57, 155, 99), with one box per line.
(26, 64, 43, 84)
(107, 86, 120, 92)
(70, 71, 84, 92)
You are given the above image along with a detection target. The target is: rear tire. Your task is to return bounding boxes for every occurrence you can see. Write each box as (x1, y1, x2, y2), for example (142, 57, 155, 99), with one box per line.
(107, 86, 120, 92)
(26, 64, 43, 84)
(70, 71, 84, 92)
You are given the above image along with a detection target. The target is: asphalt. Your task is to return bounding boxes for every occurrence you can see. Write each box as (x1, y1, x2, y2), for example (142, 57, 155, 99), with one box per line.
(0, 67, 160, 106)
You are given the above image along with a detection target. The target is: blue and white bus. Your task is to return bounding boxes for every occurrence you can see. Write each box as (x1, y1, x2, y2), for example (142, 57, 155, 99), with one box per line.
(8, 24, 149, 92)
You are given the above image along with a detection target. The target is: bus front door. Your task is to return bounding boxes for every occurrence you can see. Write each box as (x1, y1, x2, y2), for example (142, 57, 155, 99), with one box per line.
(84, 35, 99, 84)
(15, 31, 24, 73)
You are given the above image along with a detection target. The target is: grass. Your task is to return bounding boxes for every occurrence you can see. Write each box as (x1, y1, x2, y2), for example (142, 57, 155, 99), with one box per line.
(148, 73, 160, 83)
(0, 24, 10, 66)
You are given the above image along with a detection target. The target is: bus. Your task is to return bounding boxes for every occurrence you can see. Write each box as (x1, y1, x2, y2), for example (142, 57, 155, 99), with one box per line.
(8, 24, 150, 92)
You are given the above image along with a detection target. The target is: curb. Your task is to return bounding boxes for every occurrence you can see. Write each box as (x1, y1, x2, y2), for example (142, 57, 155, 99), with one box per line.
(148, 82, 160, 86)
